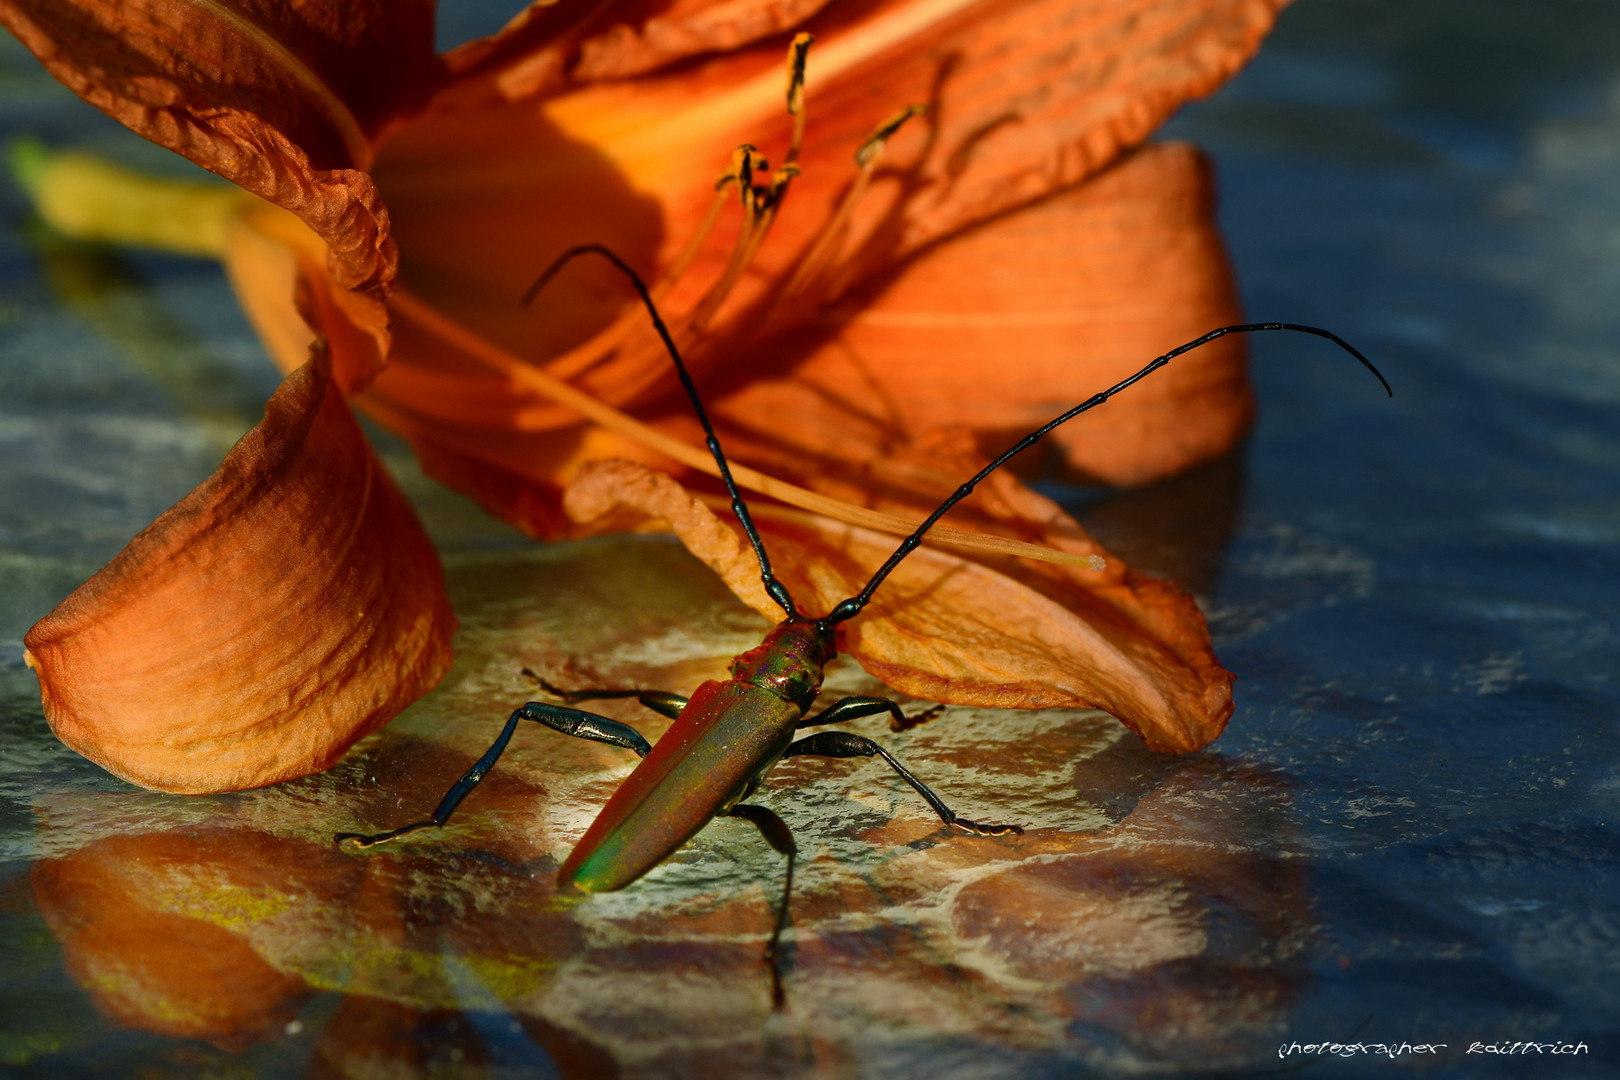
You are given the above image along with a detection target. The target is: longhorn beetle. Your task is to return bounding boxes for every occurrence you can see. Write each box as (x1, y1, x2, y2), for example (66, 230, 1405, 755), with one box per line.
(338, 244, 1390, 1006)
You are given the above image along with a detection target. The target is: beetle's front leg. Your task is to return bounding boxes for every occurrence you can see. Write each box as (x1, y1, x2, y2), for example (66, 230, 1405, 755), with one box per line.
(784, 730, 1022, 837)
(336, 702, 652, 850)
(797, 696, 945, 732)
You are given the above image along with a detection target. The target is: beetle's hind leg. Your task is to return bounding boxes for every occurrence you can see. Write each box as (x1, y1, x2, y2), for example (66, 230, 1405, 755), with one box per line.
(784, 730, 1022, 837)
(728, 801, 798, 1011)
(523, 668, 687, 720)
(335, 702, 654, 850)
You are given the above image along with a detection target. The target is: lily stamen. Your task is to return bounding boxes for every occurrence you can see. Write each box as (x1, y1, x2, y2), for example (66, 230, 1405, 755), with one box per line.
(678, 32, 813, 333)
(684, 145, 780, 334)
(654, 147, 755, 297)
(784, 32, 813, 167)
(525, 142, 768, 387)
(549, 34, 816, 371)
(784, 102, 929, 303)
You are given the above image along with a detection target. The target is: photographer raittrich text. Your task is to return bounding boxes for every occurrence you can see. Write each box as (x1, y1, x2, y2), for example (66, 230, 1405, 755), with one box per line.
(1469, 1041, 1589, 1055)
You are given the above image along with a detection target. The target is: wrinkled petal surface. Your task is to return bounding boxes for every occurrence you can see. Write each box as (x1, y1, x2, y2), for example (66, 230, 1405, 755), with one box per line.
(711, 142, 1254, 487)
(0, 0, 441, 293)
(445, 0, 839, 95)
(758, 0, 1291, 278)
(23, 346, 457, 793)
(564, 458, 1231, 751)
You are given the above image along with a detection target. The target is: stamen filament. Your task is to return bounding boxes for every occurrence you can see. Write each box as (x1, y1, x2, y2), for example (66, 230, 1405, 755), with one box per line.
(684, 146, 773, 332)
(389, 287, 1103, 570)
(514, 41, 812, 424)
(693, 492, 1106, 570)
(656, 167, 740, 297)
(534, 148, 756, 382)
(782, 104, 927, 302)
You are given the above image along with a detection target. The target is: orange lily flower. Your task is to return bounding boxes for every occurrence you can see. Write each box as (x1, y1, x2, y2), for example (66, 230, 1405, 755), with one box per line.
(4, 0, 1284, 794)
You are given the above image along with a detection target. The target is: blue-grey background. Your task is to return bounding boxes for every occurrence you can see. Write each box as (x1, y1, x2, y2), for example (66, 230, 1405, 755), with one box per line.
(1, 1, 1617, 1077)
(1162, 1, 1620, 1073)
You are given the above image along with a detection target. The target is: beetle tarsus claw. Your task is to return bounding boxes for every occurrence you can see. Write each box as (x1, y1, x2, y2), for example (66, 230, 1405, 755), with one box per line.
(953, 818, 1023, 838)
(890, 702, 947, 733)
(523, 669, 571, 699)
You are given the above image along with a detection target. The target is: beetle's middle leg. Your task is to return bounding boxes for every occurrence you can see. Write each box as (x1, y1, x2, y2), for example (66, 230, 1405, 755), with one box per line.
(523, 668, 687, 720)
(728, 801, 798, 1011)
(798, 696, 946, 732)
(783, 730, 1022, 838)
(336, 702, 653, 850)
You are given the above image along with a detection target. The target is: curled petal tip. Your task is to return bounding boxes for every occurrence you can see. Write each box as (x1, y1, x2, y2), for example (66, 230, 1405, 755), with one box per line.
(562, 459, 1231, 752)
(25, 345, 455, 794)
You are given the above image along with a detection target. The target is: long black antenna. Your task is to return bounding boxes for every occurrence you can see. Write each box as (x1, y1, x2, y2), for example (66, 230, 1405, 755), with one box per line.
(820, 323, 1391, 626)
(523, 244, 799, 619)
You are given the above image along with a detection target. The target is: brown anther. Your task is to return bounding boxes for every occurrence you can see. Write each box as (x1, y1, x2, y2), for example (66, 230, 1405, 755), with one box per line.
(855, 103, 928, 168)
(529, 37, 814, 362)
(760, 164, 800, 211)
(714, 144, 758, 190)
(785, 33, 813, 116)
(784, 34, 813, 167)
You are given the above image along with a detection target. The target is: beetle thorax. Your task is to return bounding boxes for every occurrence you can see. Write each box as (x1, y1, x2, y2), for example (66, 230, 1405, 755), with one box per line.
(728, 619, 836, 711)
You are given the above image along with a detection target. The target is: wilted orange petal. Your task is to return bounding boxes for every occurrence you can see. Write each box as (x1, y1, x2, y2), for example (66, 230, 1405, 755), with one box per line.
(564, 459, 1230, 751)
(23, 345, 456, 794)
(788, 0, 1290, 271)
(322, 142, 1249, 538)
(523, 0, 1291, 312)
(564, 459, 781, 618)
(0, 0, 442, 294)
(355, 0, 1288, 451)
(573, 0, 836, 80)
(712, 141, 1254, 488)
(445, 0, 836, 95)
(221, 201, 390, 393)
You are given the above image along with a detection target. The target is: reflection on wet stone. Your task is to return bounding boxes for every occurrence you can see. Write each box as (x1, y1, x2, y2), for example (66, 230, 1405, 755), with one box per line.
(1063, 451, 1248, 600)
(307, 996, 618, 1080)
(32, 830, 326, 1049)
(26, 540, 1310, 1074)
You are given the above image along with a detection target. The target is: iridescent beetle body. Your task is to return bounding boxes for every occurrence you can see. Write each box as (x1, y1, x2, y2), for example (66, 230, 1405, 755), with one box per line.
(562, 619, 832, 893)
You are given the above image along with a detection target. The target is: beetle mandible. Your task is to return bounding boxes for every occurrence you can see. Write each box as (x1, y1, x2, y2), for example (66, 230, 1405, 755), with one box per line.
(338, 244, 1391, 1006)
